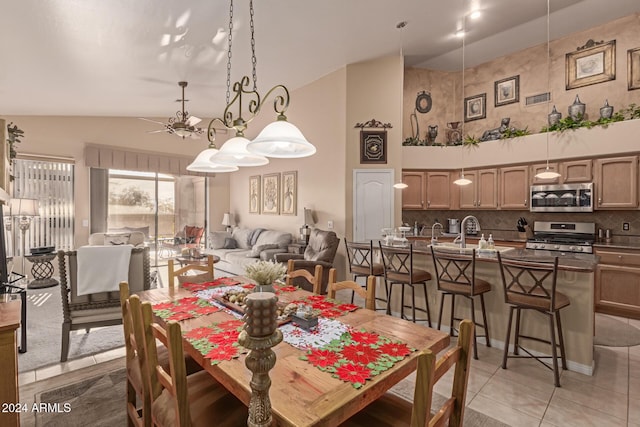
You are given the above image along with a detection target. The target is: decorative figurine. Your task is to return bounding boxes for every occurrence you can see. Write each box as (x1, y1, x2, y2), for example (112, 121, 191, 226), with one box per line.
(548, 105, 562, 126)
(480, 118, 514, 141)
(568, 95, 586, 121)
(426, 125, 438, 145)
(446, 121, 462, 145)
(599, 99, 614, 120)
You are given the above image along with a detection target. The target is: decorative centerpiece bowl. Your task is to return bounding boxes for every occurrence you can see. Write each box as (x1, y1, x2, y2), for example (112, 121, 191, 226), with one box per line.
(245, 260, 287, 293)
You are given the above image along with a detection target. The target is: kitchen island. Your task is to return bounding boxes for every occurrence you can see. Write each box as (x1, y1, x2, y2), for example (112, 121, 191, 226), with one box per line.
(380, 237, 598, 375)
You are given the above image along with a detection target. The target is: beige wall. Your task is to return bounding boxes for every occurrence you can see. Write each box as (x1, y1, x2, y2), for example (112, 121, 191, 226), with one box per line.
(404, 13, 640, 142)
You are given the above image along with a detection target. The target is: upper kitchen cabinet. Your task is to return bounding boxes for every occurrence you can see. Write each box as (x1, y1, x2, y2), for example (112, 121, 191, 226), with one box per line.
(401, 171, 426, 210)
(560, 159, 593, 183)
(425, 171, 451, 209)
(530, 163, 560, 185)
(500, 165, 529, 209)
(459, 169, 498, 209)
(594, 156, 638, 209)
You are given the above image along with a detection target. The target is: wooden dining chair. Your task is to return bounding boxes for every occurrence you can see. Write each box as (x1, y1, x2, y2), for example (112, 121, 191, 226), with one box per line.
(286, 259, 323, 294)
(133, 299, 247, 427)
(327, 269, 376, 311)
(341, 319, 474, 427)
(119, 282, 145, 427)
(167, 255, 215, 288)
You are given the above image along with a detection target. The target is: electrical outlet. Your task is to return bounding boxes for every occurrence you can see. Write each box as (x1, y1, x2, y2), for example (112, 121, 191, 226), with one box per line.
(623, 222, 630, 231)
(327, 220, 334, 230)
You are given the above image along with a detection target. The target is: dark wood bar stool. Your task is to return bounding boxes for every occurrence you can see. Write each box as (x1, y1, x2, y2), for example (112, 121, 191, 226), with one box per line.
(344, 239, 387, 310)
(430, 247, 492, 359)
(497, 252, 568, 387)
(379, 242, 432, 326)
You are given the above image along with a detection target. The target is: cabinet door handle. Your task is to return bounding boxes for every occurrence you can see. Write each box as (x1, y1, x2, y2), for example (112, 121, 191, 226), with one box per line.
(598, 198, 602, 205)
(427, 201, 430, 207)
(524, 199, 527, 207)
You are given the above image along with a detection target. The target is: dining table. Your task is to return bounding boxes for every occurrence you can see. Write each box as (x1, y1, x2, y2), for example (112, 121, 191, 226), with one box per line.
(137, 278, 450, 427)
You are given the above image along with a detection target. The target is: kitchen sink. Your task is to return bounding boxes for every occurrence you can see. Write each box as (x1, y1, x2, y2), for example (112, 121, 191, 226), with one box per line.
(429, 241, 515, 253)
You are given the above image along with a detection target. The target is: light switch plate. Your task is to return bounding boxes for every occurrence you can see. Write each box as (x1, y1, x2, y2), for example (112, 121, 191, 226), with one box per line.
(623, 222, 630, 231)
(327, 220, 334, 229)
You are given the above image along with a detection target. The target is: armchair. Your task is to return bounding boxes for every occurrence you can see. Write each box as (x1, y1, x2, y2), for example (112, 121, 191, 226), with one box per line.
(274, 229, 339, 294)
(160, 225, 205, 255)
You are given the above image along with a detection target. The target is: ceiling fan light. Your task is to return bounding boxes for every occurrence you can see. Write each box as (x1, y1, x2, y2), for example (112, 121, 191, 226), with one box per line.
(186, 148, 238, 173)
(247, 120, 316, 158)
(211, 136, 270, 167)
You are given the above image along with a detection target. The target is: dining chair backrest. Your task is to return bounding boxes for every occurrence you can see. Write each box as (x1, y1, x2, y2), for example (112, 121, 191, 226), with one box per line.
(378, 242, 417, 282)
(119, 282, 145, 427)
(430, 247, 480, 295)
(344, 239, 380, 277)
(167, 255, 215, 288)
(497, 252, 560, 310)
(327, 269, 376, 310)
(129, 295, 157, 427)
(286, 259, 323, 294)
(412, 319, 474, 427)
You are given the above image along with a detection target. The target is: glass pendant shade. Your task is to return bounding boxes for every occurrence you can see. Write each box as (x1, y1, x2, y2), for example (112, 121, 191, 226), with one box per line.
(211, 136, 269, 166)
(393, 182, 408, 189)
(453, 174, 472, 186)
(535, 167, 561, 180)
(187, 147, 239, 173)
(247, 120, 316, 158)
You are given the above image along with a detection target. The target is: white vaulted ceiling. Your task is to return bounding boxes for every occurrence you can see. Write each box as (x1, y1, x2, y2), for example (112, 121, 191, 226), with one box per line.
(0, 0, 638, 118)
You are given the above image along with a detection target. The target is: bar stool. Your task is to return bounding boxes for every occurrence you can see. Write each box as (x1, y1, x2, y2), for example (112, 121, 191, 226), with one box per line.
(378, 242, 431, 326)
(344, 239, 387, 310)
(497, 252, 567, 387)
(430, 247, 491, 359)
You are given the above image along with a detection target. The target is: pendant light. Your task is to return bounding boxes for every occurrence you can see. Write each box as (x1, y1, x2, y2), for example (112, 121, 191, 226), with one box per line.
(393, 21, 410, 190)
(454, 9, 472, 187)
(187, 143, 239, 173)
(535, 0, 561, 180)
(206, 0, 315, 165)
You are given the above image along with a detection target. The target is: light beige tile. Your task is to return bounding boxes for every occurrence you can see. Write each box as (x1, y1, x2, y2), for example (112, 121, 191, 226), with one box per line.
(433, 363, 492, 403)
(552, 375, 628, 420)
(563, 347, 628, 394)
(18, 369, 36, 385)
(543, 395, 627, 427)
(493, 357, 558, 394)
(34, 356, 96, 381)
(467, 393, 541, 427)
(474, 375, 551, 419)
(630, 397, 640, 423)
(92, 345, 126, 364)
(630, 374, 640, 400)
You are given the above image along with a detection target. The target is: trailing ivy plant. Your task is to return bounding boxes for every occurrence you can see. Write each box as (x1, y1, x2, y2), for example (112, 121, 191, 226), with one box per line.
(541, 102, 639, 133)
(6, 122, 24, 162)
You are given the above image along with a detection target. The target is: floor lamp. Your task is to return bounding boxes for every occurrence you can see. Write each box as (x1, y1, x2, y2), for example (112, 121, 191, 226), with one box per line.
(9, 198, 39, 283)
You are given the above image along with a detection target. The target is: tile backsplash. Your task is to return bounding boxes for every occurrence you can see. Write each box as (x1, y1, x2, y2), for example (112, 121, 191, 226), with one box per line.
(402, 210, 640, 243)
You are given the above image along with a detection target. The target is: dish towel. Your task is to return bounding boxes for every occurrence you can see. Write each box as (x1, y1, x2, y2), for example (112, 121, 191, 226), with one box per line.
(76, 245, 133, 296)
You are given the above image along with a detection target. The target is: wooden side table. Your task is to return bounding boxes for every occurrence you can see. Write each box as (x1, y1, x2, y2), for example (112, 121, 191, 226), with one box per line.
(0, 300, 21, 427)
(25, 253, 59, 289)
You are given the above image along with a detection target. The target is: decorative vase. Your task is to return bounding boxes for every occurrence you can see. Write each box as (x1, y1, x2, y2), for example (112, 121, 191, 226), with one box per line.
(254, 282, 276, 293)
(548, 105, 562, 126)
(568, 95, 586, 121)
(599, 99, 614, 119)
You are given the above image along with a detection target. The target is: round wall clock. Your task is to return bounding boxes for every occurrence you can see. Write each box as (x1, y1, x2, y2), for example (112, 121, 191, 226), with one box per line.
(415, 91, 432, 114)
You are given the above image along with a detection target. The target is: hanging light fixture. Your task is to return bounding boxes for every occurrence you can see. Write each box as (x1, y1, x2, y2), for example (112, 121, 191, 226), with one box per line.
(187, 142, 239, 173)
(204, 0, 315, 166)
(454, 8, 472, 187)
(535, 0, 562, 180)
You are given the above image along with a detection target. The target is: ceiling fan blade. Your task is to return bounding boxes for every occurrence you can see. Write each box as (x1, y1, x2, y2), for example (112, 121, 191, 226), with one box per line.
(186, 116, 202, 126)
(147, 129, 168, 134)
(138, 117, 167, 125)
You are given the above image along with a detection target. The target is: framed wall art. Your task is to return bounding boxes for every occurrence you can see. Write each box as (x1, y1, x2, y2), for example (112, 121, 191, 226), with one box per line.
(262, 173, 280, 215)
(360, 130, 387, 163)
(464, 93, 486, 122)
(249, 175, 261, 214)
(628, 47, 640, 90)
(494, 75, 519, 107)
(566, 39, 616, 90)
(281, 170, 297, 215)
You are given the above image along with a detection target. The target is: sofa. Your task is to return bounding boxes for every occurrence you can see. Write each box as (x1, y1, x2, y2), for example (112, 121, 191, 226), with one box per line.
(204, 227, 292, 276)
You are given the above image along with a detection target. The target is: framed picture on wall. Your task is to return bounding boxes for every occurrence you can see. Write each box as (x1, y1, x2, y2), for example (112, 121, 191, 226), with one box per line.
(628, 47, 640, 90)
(249, 175, 260, 214)
(464, 93, 486, 122)
(494, 75, 519, 106)
(262, 173, 280, 215)
(281, 171, 297, 215)
(360, 130, 387, 164)
(566, 39, 616, 89)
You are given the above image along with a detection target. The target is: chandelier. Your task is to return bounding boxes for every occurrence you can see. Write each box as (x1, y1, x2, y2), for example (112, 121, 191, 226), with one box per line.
(188, 0, 316, 172)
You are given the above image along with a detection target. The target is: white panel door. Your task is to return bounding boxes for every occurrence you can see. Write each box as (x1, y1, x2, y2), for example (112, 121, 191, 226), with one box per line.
(353, 169, 394, 241)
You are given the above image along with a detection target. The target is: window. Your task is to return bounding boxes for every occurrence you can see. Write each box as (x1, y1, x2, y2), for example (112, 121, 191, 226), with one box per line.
(12, 158, 75, 253)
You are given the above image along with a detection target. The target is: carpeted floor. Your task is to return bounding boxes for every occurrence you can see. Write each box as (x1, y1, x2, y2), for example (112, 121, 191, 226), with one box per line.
(594, 313, 640, 347)
(18, 287, 125, 373)
(35, 365, 508, 427)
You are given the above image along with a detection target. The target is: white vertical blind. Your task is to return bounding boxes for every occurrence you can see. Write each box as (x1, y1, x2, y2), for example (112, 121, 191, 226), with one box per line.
(13, 158, 75, 252)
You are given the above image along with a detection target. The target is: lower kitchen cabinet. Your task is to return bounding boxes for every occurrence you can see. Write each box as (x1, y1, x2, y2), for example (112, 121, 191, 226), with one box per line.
(595, 247, 640, 320)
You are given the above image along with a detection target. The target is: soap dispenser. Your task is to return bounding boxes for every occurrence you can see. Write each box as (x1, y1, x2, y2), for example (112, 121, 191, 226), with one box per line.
(487, 234, 495, 249)
(478, 234, 487, 249)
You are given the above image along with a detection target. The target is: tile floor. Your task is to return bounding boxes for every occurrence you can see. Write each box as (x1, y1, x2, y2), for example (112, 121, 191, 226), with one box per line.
(18, 314, 640, 427)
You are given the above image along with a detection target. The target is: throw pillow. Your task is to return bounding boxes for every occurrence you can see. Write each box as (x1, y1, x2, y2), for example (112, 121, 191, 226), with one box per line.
(248, 243, 279, 258)
(231, 228, 252, 249)
(223, 237, 238, 249)
(104, 233, 131, 245)
(248, 228, 266, 246)
(209, 231, 231, 249)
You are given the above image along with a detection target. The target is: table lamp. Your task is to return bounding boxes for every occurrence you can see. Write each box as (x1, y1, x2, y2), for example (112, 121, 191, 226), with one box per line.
(299, 208, 315, 244)
(9, 198, 39, 281)
(222, 212, 233, 232)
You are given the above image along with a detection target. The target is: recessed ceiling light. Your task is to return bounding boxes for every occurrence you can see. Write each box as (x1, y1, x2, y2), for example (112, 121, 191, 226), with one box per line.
(469, 10, 481, 20)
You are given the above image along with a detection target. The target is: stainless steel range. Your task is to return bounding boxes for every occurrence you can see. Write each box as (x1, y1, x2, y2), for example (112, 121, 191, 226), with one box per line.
(525, 221, 596, 254)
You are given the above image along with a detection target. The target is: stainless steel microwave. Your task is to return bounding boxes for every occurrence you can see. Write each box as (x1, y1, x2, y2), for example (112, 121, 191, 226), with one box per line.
(530, 183, 594, 212)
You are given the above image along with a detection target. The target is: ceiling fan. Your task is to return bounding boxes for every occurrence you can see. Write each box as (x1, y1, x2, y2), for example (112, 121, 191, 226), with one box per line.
(140, 81, 204, 139)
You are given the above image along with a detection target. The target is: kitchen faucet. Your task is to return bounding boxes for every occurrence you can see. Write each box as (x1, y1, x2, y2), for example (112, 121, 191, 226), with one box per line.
(431, 222, 443, 245)
(455, 215, 481, 248)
